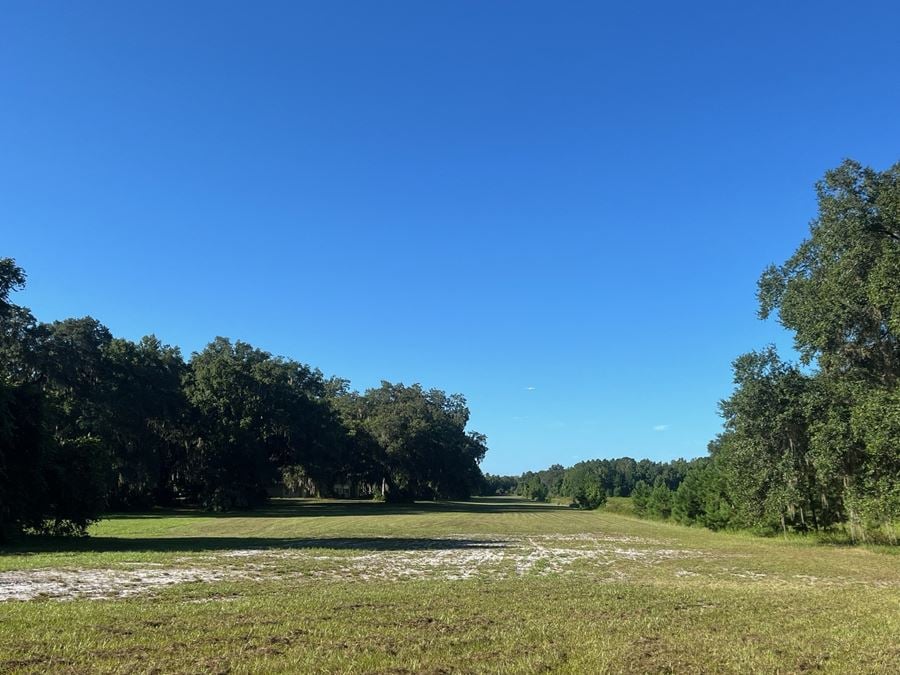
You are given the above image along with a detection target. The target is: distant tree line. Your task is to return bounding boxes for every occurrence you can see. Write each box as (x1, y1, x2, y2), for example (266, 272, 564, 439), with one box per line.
(0, 260, 487, 539)
(483, 457, 698, 510)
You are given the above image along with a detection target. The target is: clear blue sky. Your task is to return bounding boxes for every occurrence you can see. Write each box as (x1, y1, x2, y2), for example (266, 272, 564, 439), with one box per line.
(2, 1, 899, 474)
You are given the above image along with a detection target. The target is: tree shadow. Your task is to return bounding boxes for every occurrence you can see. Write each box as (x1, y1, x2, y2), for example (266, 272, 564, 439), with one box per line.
(101, 496, 561, 520)
(1, 536, 511, 556)
(0, 498, 563, 556)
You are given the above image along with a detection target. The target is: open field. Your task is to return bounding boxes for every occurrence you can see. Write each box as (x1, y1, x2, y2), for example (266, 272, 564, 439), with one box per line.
(1, 497, 899, 673)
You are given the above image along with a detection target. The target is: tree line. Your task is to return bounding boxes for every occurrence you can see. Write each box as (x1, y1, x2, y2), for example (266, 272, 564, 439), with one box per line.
(489, 159, 900, 544)
(483, 456, 699, 510)
(0, 262, 487, 539)
(684, 159, 900, 542)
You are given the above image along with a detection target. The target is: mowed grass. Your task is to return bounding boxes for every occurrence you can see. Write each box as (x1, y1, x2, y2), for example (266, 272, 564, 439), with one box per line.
(1, 497, 899, 673)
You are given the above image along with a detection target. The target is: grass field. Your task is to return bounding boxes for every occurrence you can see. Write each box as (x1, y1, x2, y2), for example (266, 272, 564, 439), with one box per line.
(1, 497, 899, 673)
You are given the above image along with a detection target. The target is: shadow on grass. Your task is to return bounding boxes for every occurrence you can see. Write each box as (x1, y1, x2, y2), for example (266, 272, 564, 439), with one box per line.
(0, 498, 555, 556)
(1, 536, 511, 556)
(99, 496, 561, 521)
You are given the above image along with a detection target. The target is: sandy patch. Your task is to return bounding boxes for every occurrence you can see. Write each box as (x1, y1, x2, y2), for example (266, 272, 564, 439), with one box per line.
(0, 533, 718, 601)
(0, 567, 244, 602)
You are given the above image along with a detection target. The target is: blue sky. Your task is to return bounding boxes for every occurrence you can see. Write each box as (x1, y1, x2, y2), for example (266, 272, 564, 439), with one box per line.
(2, 1, 899, 474)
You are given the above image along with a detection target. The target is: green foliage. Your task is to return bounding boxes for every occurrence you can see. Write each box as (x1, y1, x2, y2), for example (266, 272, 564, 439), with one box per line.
(182, 338, 298, 509)
(0, 383, 47, 539)
(0, 258, 490, 534)
(673, 159, 900, 540)
(847, 386, 900, 542)
(516, 162, 898, 543)
(714, 348, 832, 532)
(353, 382, 486, 501)
(672, 479, 700, 525)
(102, 335, 187, 508)
(562, 464, 606, 509)
(518, 473, 548, 502)
(679, 450, 734, 531)
(646, 477, 673, 519)
(480, 473, 518, 495)
(631, 480, 651, 516)
(602, 496, 636, 516)
(758, 160, 900, 380)
(513, 457, 696, 506)
(1, 261, 107, 538)
(35, 436, 108, 535)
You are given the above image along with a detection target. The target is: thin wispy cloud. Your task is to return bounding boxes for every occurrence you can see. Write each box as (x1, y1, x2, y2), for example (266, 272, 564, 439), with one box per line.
(653, 424, 669, 432)
(525, 386, 536, 391)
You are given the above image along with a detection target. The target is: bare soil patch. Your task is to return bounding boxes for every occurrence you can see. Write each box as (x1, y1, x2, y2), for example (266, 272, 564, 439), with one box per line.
(0, 533, 736, 601)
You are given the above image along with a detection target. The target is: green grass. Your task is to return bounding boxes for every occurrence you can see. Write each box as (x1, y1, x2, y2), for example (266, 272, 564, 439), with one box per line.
(1, 497, 899, 673)
(600, 496, 636, 517)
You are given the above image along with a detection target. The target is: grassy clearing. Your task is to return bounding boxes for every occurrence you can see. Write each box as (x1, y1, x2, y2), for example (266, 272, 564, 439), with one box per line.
(600, 496, 636, 517)
(1, 497, 899, 673)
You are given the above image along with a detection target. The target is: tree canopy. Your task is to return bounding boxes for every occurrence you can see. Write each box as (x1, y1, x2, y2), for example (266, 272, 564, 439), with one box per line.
(0, 260, 488, 539)
(672, 159, 900, 540)
(492, 159, 900, 542)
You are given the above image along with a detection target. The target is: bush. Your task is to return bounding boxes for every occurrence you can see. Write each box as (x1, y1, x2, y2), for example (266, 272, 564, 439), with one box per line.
(646, 477, 673, 519)
(631, 480, 651, 515)
(565, 465, 606, 510)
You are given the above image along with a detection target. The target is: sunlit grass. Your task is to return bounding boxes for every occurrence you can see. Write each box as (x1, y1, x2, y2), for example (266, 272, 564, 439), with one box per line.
(1, 497, 898, 673)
